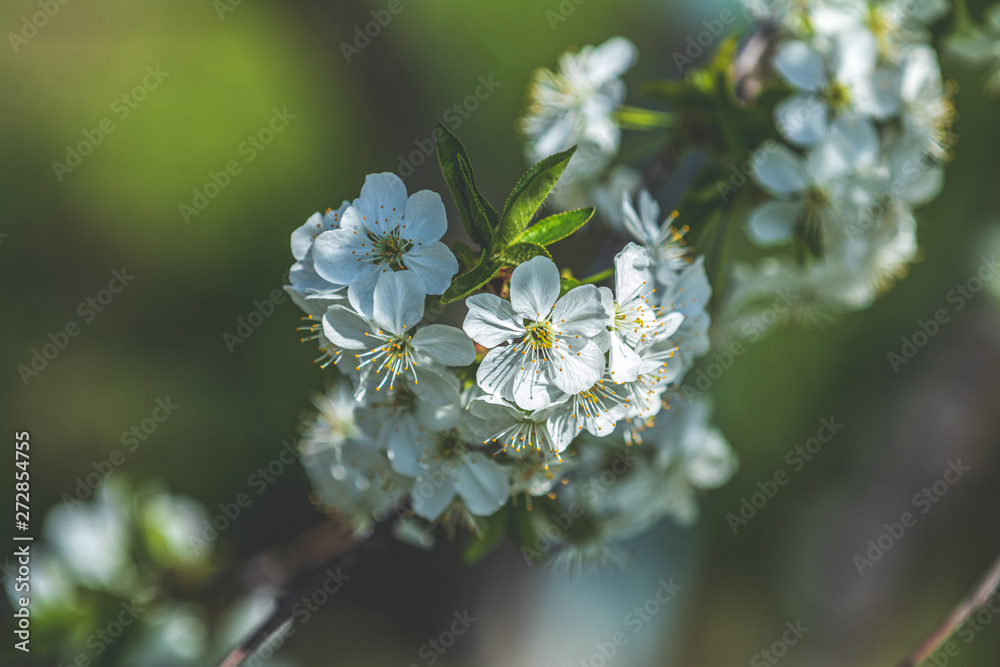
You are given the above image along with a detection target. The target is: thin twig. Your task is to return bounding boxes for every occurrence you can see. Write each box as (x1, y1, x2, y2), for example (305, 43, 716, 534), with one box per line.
(216, 519, 394, 667)
(896, 550, 1000, 667)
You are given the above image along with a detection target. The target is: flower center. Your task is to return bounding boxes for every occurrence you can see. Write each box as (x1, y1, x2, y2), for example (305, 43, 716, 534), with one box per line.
(823, 81, 853, 113)
(524, 320, 555, 349)
(355, 332, 416, 392)
(370, 231, 412, 270)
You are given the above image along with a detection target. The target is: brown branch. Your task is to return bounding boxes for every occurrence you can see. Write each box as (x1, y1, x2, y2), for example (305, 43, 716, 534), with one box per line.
(896, 550, 1000, 667)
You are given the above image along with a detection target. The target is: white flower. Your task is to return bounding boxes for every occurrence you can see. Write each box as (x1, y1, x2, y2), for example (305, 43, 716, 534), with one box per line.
(601, 242, 684, 382)
(657, 257, 713, 372)
(617, 338, 684, 434)
(409, 402, 510, 521)
(312, 173, 458, 317)
(355, 386, 438, 477)
(747, 124, 882, 248)
(522, 37, 638, 173)
(893, 45, 955, 174)
(300, 400, 409, 534)
(288, 203, 351, 302)
(810, 0, 949, 62)
(772, 32, 894, 146)
(139, 491, 212, 569)
(469, 394, 573, 459)
(323, 271, 474, 405)
(622, 190, 691, 283)
(464, 256, 610, 410)
(573, 397, 737, 542)
(44, 481, 132, 589)
(545, 372, 629, 451)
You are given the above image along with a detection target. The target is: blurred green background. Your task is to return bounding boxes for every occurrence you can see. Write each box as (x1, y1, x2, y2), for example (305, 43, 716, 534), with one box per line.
(2, 0, 1000, 664)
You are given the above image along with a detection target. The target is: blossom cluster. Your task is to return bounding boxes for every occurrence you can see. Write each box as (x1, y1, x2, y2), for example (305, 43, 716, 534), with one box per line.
(727, 0, 955, 331)
(289, 159, 734, 558)
(2, 480, 291, 666)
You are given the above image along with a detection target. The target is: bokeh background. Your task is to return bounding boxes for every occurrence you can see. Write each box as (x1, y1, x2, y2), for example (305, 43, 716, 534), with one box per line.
(3, 0, 1000, 665)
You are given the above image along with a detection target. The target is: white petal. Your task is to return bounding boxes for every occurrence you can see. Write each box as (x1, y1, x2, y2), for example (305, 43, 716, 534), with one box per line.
(455, 453, 509, 516)
(621, 191, 650, 245)
(384, 415, 426, 476)
(322, 305, 372, 349)
(775, 94, 829, 147)
(587, 36, 639, 83)
(658, 311, 684, 339)
(412, 365, 461, 406)
(614, 242, 653, 302)
(512, 364, 566, 411)
(356, 172, 408, 235)
(372, 270, 425, 335)
(747, 201, 800, 246)
(404, 242, 459, 295)
(552, 341, 605, 395)
(291, 212, 323, 261)
(774, 41, 826, 91)
(411, 468, 456, 521)
(312, 228, 367, 286)
(510, 256, 560, 319)
(833, 30, 876, 83)
(412, 325, 475, 366)
(476, 345, 521, 401)
(608, 334, 642, 383)
(828, 114, 880, 171)
(464, 294, 525, 347)
(403, 190, 447, 245)
(752, 144, 808, 195)
(552, 284, 609, 337)
(346, 263, 384, 318)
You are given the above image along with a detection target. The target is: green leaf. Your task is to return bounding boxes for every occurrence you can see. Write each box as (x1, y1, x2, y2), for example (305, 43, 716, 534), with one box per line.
(496, 146, 577, 247)
(440, 254, 504, 304)
(462, 506, 508, 565)
(450, 241, 481, 272)
(435, 124, 498, 250)
(500, 242, 551, 265)
(514, 207, 594, 247)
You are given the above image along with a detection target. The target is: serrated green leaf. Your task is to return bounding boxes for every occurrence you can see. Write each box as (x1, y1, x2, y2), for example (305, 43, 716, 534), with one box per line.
(500, 242, 552, 265)
(435, 124, 497, 250)
(440, 254, 504, 304)
(496, 146, 577, 247)
(514, 207, 594, 247)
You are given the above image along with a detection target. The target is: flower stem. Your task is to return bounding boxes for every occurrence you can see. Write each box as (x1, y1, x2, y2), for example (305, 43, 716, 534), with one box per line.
(895, 550, 1000, 667)
(579, 267, 615, 285)
(615, 106, 676, 130)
